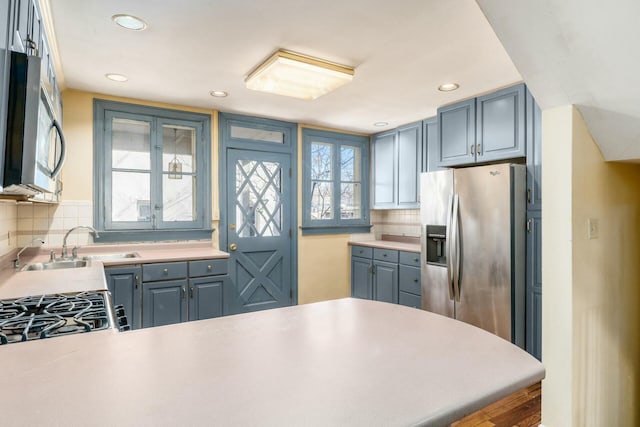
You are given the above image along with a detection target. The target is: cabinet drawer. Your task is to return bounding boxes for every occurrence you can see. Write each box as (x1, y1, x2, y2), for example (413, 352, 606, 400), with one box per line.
(143, 262, 188, 282)
(373, 248, 399, 263)
(351, 245, 373, 259)
(189, 259, 228, 277)
(399, 251, 421, 267)
(399, 291, 421, 309)
(399, 265, 421, 295)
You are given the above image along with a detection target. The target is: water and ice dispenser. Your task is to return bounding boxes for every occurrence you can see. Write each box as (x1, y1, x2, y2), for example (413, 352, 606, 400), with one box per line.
(425, 225, 447, 266)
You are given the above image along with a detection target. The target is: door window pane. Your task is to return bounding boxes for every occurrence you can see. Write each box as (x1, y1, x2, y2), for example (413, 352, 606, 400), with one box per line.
(341, 183, 361, 219)
(340, 146, 360, 181)
(112, 119, 151, 170)
(163, 175, 195, 222)
(310, 181, 333, 220)
(162, 125, 196, 174)
(235, 160, 282, 237)
(231, 125, 284, 143)
(112, 172, 151, 222)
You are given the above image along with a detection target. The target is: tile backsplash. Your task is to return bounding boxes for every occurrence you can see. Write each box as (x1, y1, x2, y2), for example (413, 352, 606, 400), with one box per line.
(370, 209, 420, 239)
(17, 200, 94, 248)
(0, 200, 18, 257)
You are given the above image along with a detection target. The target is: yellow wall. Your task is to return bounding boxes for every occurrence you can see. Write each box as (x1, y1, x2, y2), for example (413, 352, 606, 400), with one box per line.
(542, 105, 640, 426)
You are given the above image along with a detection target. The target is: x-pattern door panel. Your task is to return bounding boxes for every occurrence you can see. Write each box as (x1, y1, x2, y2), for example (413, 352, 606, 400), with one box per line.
(227, 149, 291, 313)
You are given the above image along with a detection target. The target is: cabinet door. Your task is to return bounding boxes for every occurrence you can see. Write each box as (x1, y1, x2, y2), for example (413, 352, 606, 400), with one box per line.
(105, 266, 142, 330)
(397, 122, 421, 207)
(0, 0, 11, 184)
(437, 99, 476, 167)
(142, 279, 188, 328)
(373, 260, 398, 304)
(371, 131, 396, 208)
(476, 84, 525, 162)
(27, 0, 42, 57)
(423, 117, 444, 172)
(10, 0, 29, 53)
(526, 89, 542, 211)
(526, 289, 542, 361)
(526, 211, 542, 360)
(351, 256, 372, 299)
(188, 277, 224, 321)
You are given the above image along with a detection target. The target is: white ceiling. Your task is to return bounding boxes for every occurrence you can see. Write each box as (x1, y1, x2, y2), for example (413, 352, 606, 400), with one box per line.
(477, 0, 640, 162)
(47, 0, 522, 134)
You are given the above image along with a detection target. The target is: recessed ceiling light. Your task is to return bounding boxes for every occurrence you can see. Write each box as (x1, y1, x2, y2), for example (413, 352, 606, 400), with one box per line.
(112, 14, 148, 31)
(209, 90, 228, 98)
(373, 122, 389, 127)
(105, 73, 128, 82)
(438, 83, 460, 92)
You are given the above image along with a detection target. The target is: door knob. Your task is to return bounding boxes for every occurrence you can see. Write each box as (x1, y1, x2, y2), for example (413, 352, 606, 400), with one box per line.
(229, 243, 238, 251)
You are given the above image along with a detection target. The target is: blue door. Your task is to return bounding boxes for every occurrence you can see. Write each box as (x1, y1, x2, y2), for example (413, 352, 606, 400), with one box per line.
(226, 149, 292, 313)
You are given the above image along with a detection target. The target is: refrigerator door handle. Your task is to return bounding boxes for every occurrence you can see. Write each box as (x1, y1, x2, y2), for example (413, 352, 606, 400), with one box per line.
(445, 194, 454, 300)
(452, 194, 461, 302)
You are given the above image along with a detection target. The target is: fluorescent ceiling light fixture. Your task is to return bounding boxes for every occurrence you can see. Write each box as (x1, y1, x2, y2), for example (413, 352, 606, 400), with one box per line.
(209, 90, 228, 98)
(105, 73, 128, 82)
(112, 14, 148, 31)
(438, 83, 460, 92)
(245, 49, 354, 100)
(373, 122, 389, 127)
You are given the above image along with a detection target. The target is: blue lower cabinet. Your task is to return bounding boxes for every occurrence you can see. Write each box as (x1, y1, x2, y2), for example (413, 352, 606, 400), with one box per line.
(373, 260, 398, 304)
(399, 291, 421, 309)
(351, 256, 373, 299)
(104, 266, 142, 329)
(142, 279, 188, 328)
(188, 277, 224, 321)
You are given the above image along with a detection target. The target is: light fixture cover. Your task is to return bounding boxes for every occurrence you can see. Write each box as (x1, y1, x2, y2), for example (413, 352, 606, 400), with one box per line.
(245, 49, 354, 100)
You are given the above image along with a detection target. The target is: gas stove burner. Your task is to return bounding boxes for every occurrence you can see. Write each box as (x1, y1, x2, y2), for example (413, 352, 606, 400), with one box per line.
(0, 291, 114, 345)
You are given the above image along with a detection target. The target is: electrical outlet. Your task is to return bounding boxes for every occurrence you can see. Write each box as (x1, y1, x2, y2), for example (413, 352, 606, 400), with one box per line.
(588, 218, 599, 239)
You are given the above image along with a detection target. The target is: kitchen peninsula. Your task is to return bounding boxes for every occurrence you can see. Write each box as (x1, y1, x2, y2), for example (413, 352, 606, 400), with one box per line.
(1, 298, 544, 426)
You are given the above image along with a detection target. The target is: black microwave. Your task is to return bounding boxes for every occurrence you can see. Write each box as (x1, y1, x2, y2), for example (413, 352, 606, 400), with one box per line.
(3, 51, 65, 195)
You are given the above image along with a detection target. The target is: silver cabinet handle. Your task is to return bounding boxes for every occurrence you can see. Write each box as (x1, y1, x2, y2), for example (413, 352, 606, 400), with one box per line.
(182, 286, 186, 300)
(470, 144, 475, 156)
(189, 286, 194, 299)
(163, 268, 168, 274)
(476, 143, 482, 156)
(207, 265, 213, 271)
(135, 275, 139, 289)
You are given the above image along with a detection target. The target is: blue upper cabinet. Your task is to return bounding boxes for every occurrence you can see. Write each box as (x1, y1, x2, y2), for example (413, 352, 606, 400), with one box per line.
(371, 131, 396, 208)
(423, 117, 444, 172)
(476, 84, 526, 162)
(437, 99, 476, 167)
(526, 88, 542, 212)
(436, 84, 527, 168)
(396, 122, 421, 207)
(371, 121, 421, 209)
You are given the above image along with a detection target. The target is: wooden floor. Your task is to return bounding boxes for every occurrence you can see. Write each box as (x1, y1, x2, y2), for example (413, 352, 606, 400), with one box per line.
(451, 382, 541, 427)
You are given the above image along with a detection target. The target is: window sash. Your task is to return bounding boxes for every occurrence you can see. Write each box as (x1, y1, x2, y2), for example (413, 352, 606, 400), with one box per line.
(99, 106, 208, 233)
(303, 130, 369, 229)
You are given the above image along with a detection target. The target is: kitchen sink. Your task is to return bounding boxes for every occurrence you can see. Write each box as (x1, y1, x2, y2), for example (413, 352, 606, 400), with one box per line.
(81, 252, 140, 261)
(21, 260, 89, 271)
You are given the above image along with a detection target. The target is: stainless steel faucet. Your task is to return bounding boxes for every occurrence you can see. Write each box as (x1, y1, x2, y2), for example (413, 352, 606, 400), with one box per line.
(14, 238, 45, 269)
(62, 226, 100, 259)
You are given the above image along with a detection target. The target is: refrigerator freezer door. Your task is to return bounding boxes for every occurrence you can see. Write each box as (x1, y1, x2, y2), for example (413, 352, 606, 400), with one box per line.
(420, 170, 454, 318)
(453, 163, 513, 341)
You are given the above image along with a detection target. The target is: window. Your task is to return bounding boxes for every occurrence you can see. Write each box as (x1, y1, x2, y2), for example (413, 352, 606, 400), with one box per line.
(302, 128, 370, 234)
(94, 100, 211, 242)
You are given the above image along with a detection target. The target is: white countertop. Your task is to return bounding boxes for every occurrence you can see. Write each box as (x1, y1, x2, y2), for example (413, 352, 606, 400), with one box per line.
(0, 298, 544, 426)
(0, 242, 229, 299)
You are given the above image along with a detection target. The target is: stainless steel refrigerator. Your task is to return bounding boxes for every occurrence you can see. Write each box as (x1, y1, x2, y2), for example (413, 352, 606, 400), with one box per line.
(420, 163, 526, 347)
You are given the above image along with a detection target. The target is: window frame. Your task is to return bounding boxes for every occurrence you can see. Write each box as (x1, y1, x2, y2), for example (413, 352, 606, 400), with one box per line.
(301, 128, 371, 235)
(93, 99, 212, 242)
